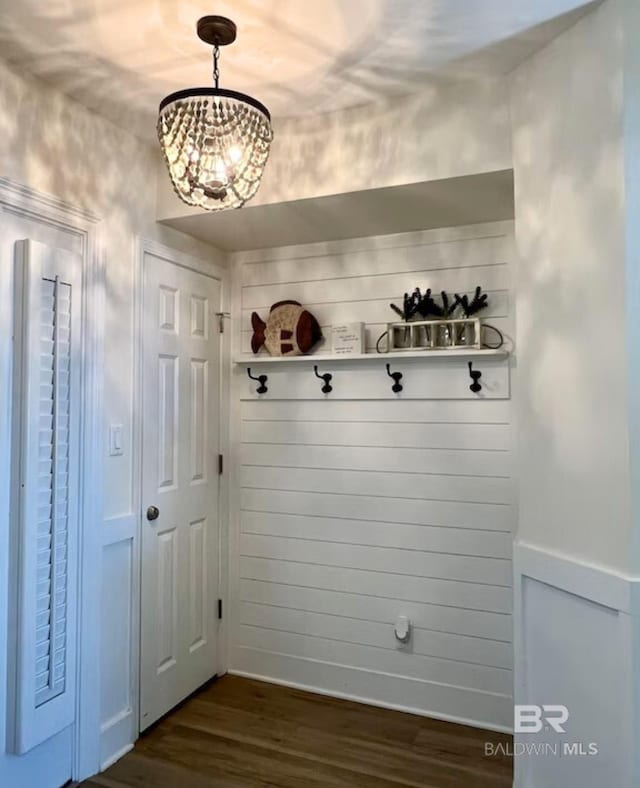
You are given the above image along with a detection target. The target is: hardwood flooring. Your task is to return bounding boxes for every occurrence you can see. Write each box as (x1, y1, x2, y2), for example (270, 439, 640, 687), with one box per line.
(82, 676, 513, 787)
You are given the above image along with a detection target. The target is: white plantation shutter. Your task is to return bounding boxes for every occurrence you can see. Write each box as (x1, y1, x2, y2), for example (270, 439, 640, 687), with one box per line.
(35, 274, 71, 706)
(11, 240, 80, 754)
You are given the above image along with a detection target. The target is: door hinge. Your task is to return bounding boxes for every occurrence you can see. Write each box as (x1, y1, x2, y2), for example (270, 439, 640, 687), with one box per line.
(217, 599, 223, 620)
(218, 454, 223, 475)
(215, 311, 230, 334)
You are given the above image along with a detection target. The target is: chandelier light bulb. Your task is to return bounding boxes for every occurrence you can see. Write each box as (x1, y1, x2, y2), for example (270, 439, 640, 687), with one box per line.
(157, 15, 273, 211)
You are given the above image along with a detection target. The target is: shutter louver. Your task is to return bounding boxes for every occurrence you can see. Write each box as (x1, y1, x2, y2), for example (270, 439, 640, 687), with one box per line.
(10, 240, 80, 754)
(35, 276, 71, 707)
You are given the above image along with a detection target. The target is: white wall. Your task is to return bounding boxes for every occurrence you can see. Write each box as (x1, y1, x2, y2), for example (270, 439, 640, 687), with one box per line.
(511, 1, 637, 785)
(622, 4, 640, 777)
(511, 0, 629, 574)
(229, 221, 515, 730)
(0, 56, 226, 780)
(157, 76, 512, 220)
(622, 0, 640, 575)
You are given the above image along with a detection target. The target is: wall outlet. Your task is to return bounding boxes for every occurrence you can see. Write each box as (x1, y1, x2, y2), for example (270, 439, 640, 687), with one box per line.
(394, 615, 412, 645)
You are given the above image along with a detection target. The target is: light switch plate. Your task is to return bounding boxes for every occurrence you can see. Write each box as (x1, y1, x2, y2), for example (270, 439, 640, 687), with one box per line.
(109, 424, 124, 456)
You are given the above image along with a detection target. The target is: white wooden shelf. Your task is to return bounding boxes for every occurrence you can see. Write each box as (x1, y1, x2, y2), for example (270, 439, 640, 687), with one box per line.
(234, 348, 508, 365)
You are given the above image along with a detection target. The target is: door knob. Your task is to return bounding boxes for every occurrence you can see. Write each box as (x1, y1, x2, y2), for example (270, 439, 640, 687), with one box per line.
(146, 505, 160, 521)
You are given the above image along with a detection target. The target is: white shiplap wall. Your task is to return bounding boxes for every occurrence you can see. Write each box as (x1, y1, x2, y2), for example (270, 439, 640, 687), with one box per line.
(230, 221, 515, 730)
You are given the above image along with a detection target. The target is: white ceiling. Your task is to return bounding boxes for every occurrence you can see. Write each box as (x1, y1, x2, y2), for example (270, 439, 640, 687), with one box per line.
(0, 0, 598, 142)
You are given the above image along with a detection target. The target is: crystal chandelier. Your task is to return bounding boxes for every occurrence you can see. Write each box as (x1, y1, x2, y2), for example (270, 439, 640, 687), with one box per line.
(158, 15, 273, 211)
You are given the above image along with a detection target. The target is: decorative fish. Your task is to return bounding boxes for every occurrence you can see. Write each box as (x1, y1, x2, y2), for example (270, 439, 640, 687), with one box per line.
(251, 300, 323, 356)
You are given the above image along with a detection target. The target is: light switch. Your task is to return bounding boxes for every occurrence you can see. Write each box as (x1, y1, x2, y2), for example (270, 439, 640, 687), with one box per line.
(109, 424, 124, 457)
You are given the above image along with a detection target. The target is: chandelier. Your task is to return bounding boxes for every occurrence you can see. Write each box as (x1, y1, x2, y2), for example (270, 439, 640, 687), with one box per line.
(158, 15, 273, 211)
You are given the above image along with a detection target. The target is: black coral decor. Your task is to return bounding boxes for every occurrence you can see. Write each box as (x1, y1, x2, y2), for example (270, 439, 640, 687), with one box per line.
(440, 291, 458, 318)
(416, 289, 444, 319)
(390, 286, 489, 320)
(390, 289, 421, 321)
(456, 286, 489, 317)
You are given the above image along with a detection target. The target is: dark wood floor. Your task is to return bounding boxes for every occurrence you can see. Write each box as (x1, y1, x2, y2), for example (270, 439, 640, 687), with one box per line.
(82, 676, 513, 787)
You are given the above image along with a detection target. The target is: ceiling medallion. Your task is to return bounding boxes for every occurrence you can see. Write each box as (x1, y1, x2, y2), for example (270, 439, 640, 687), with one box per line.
(158, 15, 273, 211)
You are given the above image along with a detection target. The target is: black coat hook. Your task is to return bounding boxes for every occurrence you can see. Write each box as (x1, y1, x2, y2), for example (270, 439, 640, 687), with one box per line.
(313, 365, 333, 394)
(247, 367, 268, 394)
(385, 363, 403, 393)
(468, 361, 482, 393)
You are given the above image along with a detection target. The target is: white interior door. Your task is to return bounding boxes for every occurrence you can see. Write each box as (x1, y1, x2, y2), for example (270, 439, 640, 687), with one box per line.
(140, 253, 221, 730)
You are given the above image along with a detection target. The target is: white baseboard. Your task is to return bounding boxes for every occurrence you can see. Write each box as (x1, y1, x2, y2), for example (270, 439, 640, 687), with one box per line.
(99, 742, 133, 772)
(100, 708, 135, 771)
(229, 647, 512, 733)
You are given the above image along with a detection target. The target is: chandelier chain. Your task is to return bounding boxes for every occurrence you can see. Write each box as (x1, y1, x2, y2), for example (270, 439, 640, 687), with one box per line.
(213, 45, 220, 89)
